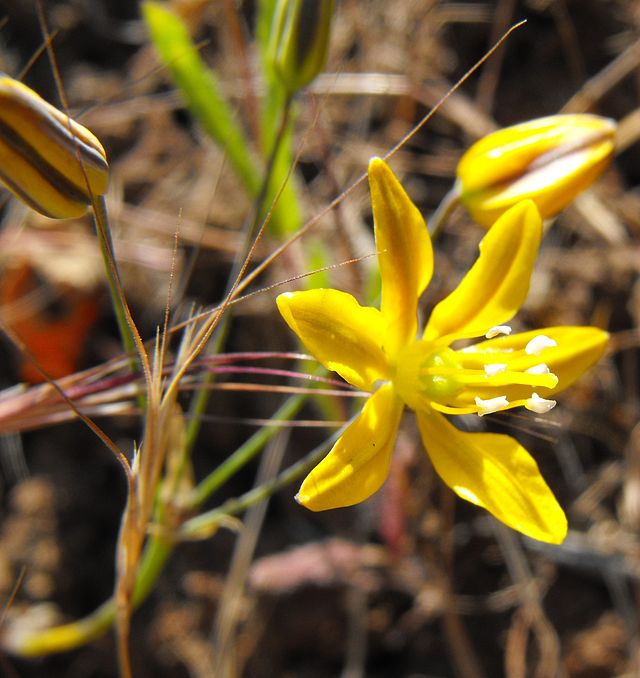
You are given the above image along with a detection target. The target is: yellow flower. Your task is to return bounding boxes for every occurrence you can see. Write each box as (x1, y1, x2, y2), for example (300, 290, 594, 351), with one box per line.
(0, 74, 109, 219)
(457, 114, 616, 228)
(277, 158, 608, 543)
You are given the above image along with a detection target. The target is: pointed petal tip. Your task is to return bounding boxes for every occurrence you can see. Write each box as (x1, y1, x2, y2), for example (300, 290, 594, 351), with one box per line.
(526, 512, 568, 545)
(482, 199, 542, 245)
(583, 326, 610, 351)
(295, 384, 403, 512)
(499, 198, 543, 231)
(275, 292, 288, 307)
(425, 197, 543, 342)
(295, 490, 326, 512)
(367, 155, 433, 352)
(296, 482, 338, 512)
(367, 156, 395, 185)
(367, 156, 385, 172)
(276, 291, 295, 303)
(417, 409, 569, 545)
(523, 199, 543, 226)
(518, 198, 538, 219)
(275, 292, 293, 319)
(514, 489, 568, 544)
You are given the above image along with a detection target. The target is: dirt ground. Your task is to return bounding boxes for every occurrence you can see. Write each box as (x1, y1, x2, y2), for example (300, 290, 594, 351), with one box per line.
(1, 1, 640, 676)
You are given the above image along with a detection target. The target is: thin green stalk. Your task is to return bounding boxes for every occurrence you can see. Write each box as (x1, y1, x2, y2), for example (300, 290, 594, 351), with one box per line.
(191, 392, 306, 507)
(143, 1, 260, 197)
(91, 196, 137, 364)
(229, 93, 293, 289)
(142, 1, 301, 236)
(5, 393, 314, 657)
(182, 425, 342, 538)
(183, 94, 294, 459)
(428, 186, 462, 239)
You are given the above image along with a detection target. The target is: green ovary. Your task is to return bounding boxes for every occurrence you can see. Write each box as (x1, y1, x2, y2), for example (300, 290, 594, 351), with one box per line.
(394, 341, 465, 412)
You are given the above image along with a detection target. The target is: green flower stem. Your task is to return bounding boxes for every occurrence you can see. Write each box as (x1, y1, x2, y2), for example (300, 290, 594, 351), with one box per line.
(91, 196, 137, 367)
(143, 1, 260, 197)
(183, 94, 294, 464)
(191, 391, 306, 507)
(12, 535, 172, 657)
(6, 393, 312, 657)
(428, 186, 461, 239)
(182, 425, 340, 538)
(229, 93, 293, 292)
(142, 1, 300, 236)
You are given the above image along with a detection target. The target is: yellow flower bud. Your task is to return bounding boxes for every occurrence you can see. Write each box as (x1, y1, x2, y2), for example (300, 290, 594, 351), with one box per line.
(0, 74, 109, 219)
(268, 0, 335, 94)
(456, 114, 616, 228)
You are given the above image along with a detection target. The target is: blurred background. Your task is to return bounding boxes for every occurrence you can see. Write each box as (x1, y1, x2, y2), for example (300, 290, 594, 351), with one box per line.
(0, 1, 638, 676)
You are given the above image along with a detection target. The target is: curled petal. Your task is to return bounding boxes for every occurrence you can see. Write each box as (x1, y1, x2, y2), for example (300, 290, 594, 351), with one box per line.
(297, 383, 404, 511)
(417, 408, 567, 543)
(424, 200, 542, 343)
(368, 157, 433, 356)
(277, 289, 391, 391)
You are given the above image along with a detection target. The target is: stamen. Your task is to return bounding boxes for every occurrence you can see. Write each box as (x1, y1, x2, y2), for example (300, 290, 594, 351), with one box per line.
(484, 363, 507, 376)
(525, 393, 556, 414)
(475, 395, 509, 416)
(525, 335, 557, 355)
(525, 363, 550, 374)
(461, 345, 513, 354)
(485, 325, 512, 339)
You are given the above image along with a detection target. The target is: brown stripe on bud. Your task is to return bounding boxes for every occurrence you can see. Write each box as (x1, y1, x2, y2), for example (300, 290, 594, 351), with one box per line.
(0, 75, 109, 219)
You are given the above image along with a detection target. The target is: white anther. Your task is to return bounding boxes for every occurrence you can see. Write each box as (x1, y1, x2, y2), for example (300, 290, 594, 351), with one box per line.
(485, 325, 512, 339)
(475, 395, 509, 416)
(525, 363, 551, 375)
(525, 393, 557, 414)
(484, 363, 507, 376)
(525, 335, 557, 356)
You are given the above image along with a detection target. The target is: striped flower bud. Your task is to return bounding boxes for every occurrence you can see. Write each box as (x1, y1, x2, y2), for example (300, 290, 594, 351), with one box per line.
(268, 0, 335, 94)
(456, 114, 616, 228)
(0, 74, 109, 219)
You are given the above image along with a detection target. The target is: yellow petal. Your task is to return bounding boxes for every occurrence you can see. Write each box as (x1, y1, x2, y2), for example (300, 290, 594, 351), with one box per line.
(417, 408, 567, 543)
(424, 200, 542, 343)
(277, 289, 391, 391)
(297, 383, 404, 510)
(368, 157, 433, 355)
(459, 326, 608, 400)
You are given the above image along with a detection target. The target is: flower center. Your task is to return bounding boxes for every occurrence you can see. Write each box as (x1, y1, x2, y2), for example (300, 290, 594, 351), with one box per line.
(394, 341, 464, 412)
(393, 335, 561, 417)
